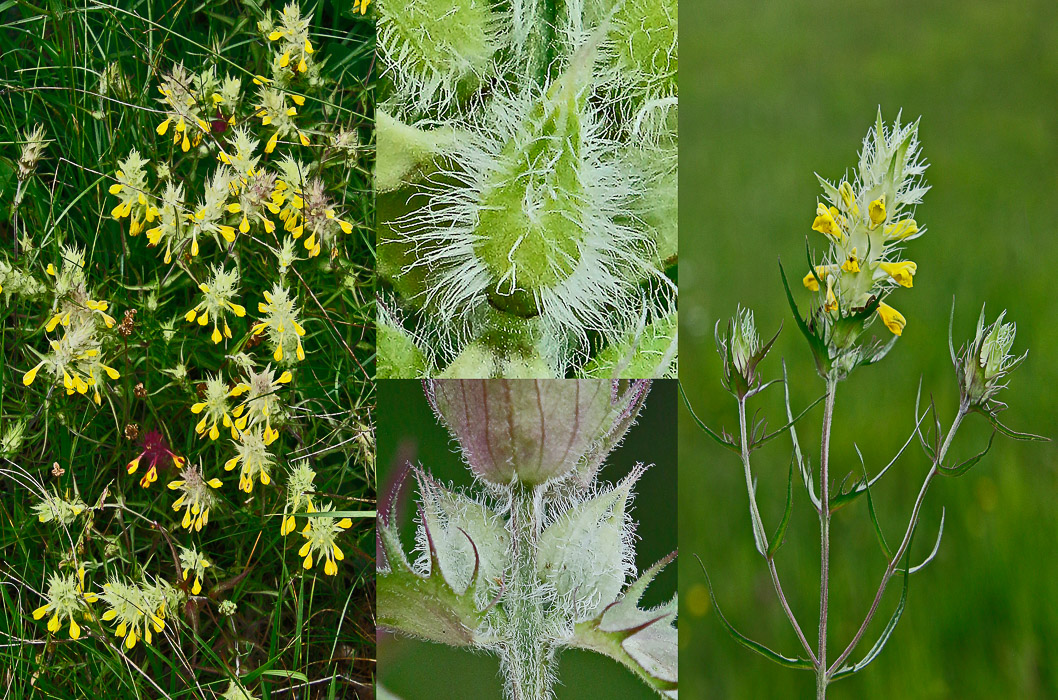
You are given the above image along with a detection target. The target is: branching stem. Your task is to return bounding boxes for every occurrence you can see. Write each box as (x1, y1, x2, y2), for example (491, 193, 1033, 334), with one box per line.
(826, 402, 969, 678)
(737, 398, 817, 664)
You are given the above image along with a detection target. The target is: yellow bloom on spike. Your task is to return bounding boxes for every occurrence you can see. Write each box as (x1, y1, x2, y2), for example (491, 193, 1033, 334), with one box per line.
(841, 249, 860, 273)
(877, 302, 906, 336)
(339, 220, 353, 234)
(812, 203, 844, 240)
(268, 30, 284, 40)
(239, 214, 250, 233)
(298, 131, 310, 146)
(838, 181, 856, 211)
(824, 278, 838, 313)
(879, 260, 917, 288)
(265, 131, 279, 154)
(868, 196, 886, 228)
(291, 94, 306, 106)
(802, 266, 828, 291)
(884, 218, 918, 240)
(23, 361, 45, 386)
(109, 183, 123, 195)
(304, 39, 313, 54)
(297, 57, 307, 73)
(280, 52, 291, 68)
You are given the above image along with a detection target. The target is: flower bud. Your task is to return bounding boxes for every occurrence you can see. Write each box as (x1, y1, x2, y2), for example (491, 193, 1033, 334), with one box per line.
(957, 307, 1026, 408)
(426, 379, 650, 486)
(715, 307, 778, 398)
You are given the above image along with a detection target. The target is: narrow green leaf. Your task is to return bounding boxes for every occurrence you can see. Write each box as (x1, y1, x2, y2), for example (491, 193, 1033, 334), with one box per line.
(778, 257, 829, 375)
(767, 460, 795, 557)
(986, 412, 1049, 442)
(755, 393, 824, 450)
(831, 532, 914, 681)
(678, 381, 739, 453)
(938, 431, 995, 477)
(696, 556, 813, 670)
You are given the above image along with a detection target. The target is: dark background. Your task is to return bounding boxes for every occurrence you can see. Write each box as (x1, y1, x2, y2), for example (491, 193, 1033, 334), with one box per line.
(377, 380, 678, 699)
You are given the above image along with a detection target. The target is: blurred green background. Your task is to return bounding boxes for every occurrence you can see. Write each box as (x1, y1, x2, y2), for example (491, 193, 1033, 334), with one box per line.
(377, 380, 677, 699)
(679, 1, 1058, 698)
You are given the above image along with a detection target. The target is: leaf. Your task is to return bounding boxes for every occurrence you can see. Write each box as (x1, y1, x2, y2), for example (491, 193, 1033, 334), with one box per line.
(569, 552, 679, 698)
(856, 447, 892, 561)
(678, 381, 738, 453)
(754, 393, 824, 450)
(985, 412, 1049, 442)
(695, 556, 813, 670)
(938, 431, 995, 477)
(767, 459, 795, 557)
(909, 509, 945, 574)
(779, 257, 829, 376)
(783, 361, 820, 511)
(376, 478, 488, 647)
(830, 535, 913, 681)
(830, 407, 929, 512)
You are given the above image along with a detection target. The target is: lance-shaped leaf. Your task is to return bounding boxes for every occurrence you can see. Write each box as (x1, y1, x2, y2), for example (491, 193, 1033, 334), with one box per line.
(538, 465, 644, 618)
(377, 472, 488, 647)
(678, 381, 738, 453)
(830, 528, 915, 681)
(569, 552, 679, 698)
(938, 430, 995, 477)
(983, 411, 1049, 442)
(696, 555, 813, 672)
(778, 258, 830, 377)
(767, 459, 795, 557)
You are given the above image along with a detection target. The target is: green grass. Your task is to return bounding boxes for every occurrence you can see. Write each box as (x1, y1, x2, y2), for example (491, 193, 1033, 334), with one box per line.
(679, 1, 1058, 698)
(0, 1, 375, 697)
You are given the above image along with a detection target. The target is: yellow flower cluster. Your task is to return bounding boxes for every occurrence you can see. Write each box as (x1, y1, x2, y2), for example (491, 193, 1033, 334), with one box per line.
(23, 247, 121, 404)
(297, 504, 353, 576)
(802, 113, 927, 337)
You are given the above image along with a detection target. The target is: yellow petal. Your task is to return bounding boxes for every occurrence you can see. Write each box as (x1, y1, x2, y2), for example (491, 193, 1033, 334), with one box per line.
(868, 196, 886, 228)
(32, 604, 50, 620)
(877, 302, 906, 336)
(878, 260, 918, 288)
(69, 619, 81, 639)
(156, 118, 170, 135)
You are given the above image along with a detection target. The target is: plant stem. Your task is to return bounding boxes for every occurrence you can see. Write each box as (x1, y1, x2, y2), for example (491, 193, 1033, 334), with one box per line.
(737, 398, 817, 663)
(817, 377, 837, 700)
(502, 485, 552, 700)
(827, 402, 969, 677)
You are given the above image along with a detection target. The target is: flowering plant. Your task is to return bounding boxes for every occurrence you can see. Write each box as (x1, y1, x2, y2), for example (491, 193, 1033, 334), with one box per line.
(0, 3, 374, 696)
(378, 379, 677, 698)
(686, 112, 1046, 699)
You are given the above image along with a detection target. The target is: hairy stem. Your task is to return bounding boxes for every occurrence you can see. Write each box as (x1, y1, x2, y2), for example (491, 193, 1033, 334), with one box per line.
(738, 398, 817, 663)
(817, 377, 837, 700)
(501, 485, 553, 700)
(827, 402, 969, 677)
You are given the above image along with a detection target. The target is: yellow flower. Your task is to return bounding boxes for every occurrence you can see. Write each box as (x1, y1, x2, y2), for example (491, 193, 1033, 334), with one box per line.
(878, 260, 917, 288)
(297, 504, 353, 575)
(168, 464, 222, 532)
(884, 218, 919, 240)
(877, 302, 906, 336)
(868, 196, 886, 229)
(812, 203, 844, 240)
(841, 249, 860, 273)
(824, 277, 839, 313)
(353, 0, 371, 13)
(802, 265, 828, 292)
